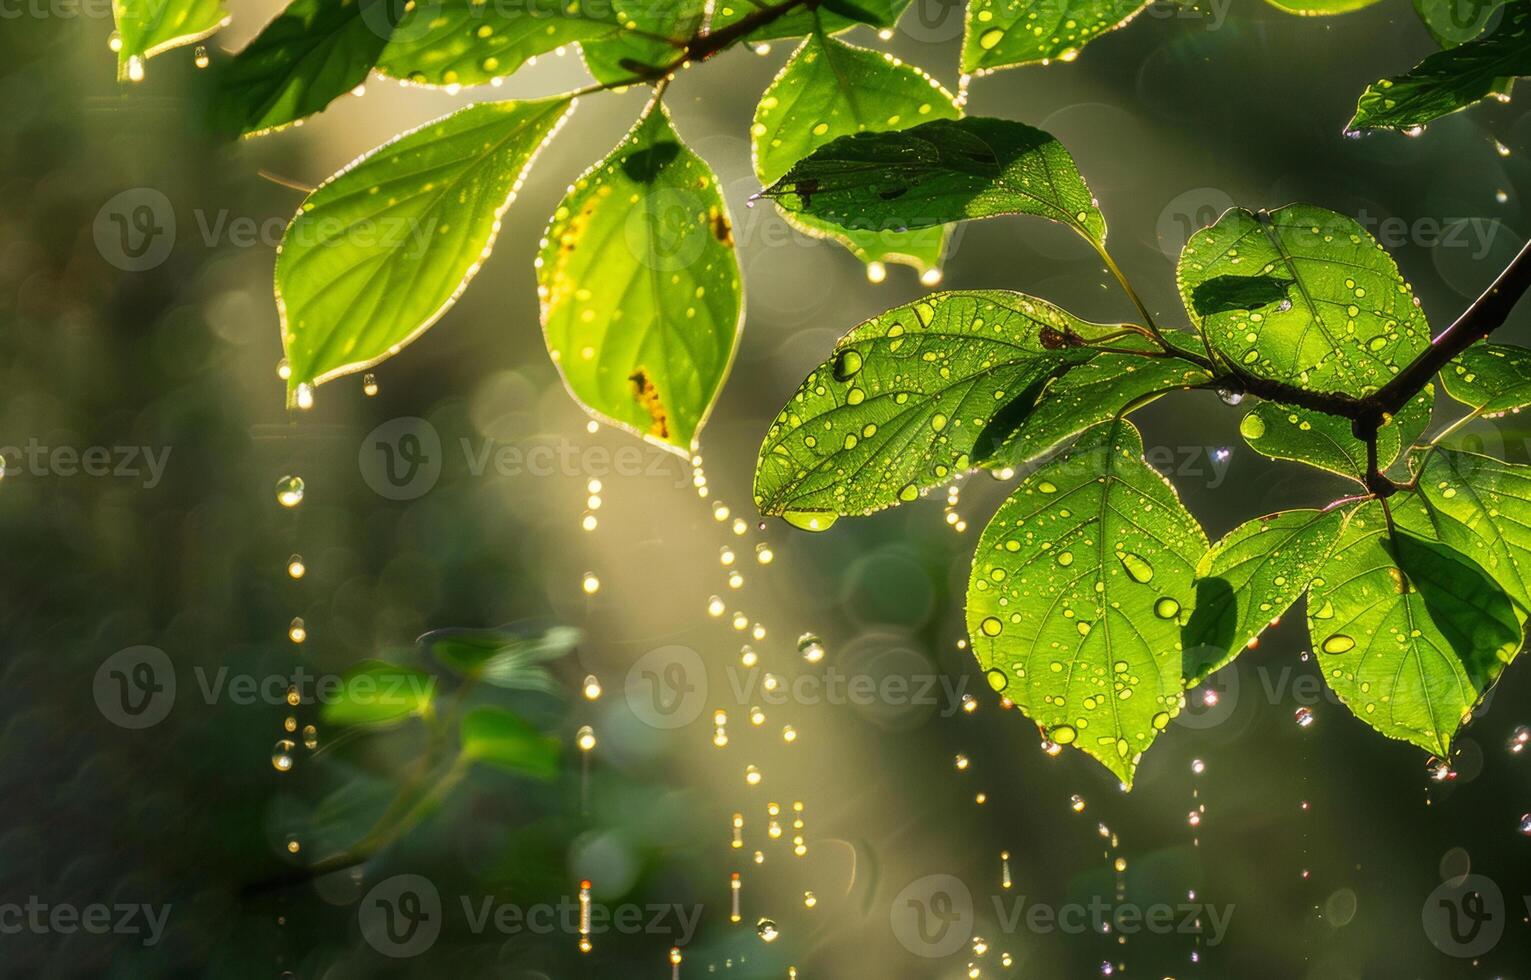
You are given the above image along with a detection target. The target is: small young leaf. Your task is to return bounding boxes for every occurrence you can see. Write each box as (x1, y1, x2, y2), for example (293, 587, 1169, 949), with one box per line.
(1440, 342, 1531, 414)
(424, 624, 582, 690)
(961, 0, 1149, 74)
(968, 419, 1208, 788)
(1238, 385, 1435, 482)
(459, 707, 560, 778)
(1183, 506, 1354, 683)
(753, 290, 1139, 522)
(1412, 446, 1531, 611)
(579, 0, 700, 84)
(209, 0, 400, 137)
(752, 32, 961, 275)
(759, 116, 1106, 247)
(321, 660, 437, 728)
(277, 96, 574, 401)
(1348, 0, 1531, 134)
(1177, 204, 1432, 397)
(1310, 499, 1519, 755)
(379, 0, 621, 88)
(989, 342, 1212, 467)
(540, 104, 742, 454)
(112, 0, 229, 80)
(1263, 0, 1385, 12)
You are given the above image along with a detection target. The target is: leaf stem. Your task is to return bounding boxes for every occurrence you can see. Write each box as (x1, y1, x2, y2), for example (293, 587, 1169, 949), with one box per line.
(1094, 242, 1174, 352)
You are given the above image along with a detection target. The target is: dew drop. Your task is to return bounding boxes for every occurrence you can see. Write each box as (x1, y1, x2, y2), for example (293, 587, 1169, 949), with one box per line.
(1118, 552, 1154, 583)
(1153, 597, 1181, 619)
(782, 509, 838, 532)
(1321, 634, 1355, 654)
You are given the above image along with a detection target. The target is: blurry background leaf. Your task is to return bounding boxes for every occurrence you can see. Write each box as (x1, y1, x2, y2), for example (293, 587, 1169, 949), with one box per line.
(424, 624, 581, 690)
(320, 660, 437, 728)
(460, 707, 561, 777)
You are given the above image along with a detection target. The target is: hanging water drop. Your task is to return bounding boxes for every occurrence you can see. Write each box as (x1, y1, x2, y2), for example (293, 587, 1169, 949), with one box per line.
(362, 372, 379, 396)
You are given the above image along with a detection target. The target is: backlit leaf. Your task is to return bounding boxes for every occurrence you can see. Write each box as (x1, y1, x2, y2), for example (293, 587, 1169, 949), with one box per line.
(1237, 385, 1435, 482)
(753, 290, 1143, 524)
(1440, 342, 1531, 414)
(112, 0, 229, 80)
(1264, 0, 1385, 12)
(277, 97, 574, 401)
(379, 0, 620, 88)
(1412, 446, 1531, 612)
(752, 32, 960, 274)
(1348, 0, 1531, 133)
(1414, 0, 1506, 46)
(579, 0, 700, 84)
(321, 660, 437, 728)
(1183, 506, 1355, 683)
(967, 419, 1208, 787)
(712, 0, 914, 40)
(1176, 204, 1431, 397)
(758, 116, 1107, 248)
(1310, 499, 1519, 755)
(961, 0, 1149, 74)
(460, 707, 560, 778)
(540, 104, 742, 454)
(209, 0, 399, 137)
(424, 624, 582, 690)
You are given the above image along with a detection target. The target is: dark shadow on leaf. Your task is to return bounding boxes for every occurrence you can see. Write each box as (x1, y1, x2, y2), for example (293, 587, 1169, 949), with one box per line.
(623, 140, 681, 183)
(1385, 532, 1519, 687)
(970, 365, 1073, 465)
(1188, 275, 1293, 318)
(1182, 576, 1236, 684)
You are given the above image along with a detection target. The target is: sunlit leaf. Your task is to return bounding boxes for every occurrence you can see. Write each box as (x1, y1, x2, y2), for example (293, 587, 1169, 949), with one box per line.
(990, 338, 1212, 467)
(1440, 341, 1531, 414)
(1183, 506, 1355, 683)
(424, 624, 581, 690)
(112, 0, 229, 80)
(1414, 0, 1506, 46)
(754, 290, 1146, 524)
(277, 96, 573, 402)
(1264, 0, 1385, 12)
(459, 707, 560, 778)
(540, 103, 742, 454)
(758, 116, 1107, 248)
(321, 660, 437, 728)
(1237, 385, 1435, 482)
(379, 0, 621, 87)
(968, 419, 1206, 787)
(1176, 204, 1432, 397)
(1411, 446, 1531, 612)
(579, 0, 699, 84)
(960, 0, 1149, 74)
(1309, 499, 1519, 755)
(752, 32, 960, 274)
(209, 0, 399, 137)
(1348, 0, 1531, 134)
(713, 0, 914, 40)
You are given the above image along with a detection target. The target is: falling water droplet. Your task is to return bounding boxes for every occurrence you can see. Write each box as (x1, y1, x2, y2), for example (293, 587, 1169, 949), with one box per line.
(797, 632, 825, 663)
(287, 555, 306, 579)
(756, 918, 779, 942)
(272, 740, 295, 772)
(583, 675, 602, 700)
(288, 617, 306, 643)
(1294, 706, 1315, 728)
(275, 475, 305, 508)
(582, 572, 601, 594)
(1216, 388, 1244, 406)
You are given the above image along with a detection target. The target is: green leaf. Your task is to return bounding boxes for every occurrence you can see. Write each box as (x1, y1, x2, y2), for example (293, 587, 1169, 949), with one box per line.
(1183, 506, 1354, 683)
(751, 32, 960, 274)
(378, 0, 621, 88)
(753, 290, 1146, 524)
(967, 419, 1208, 787)
(321, 660, 437, 728)
(1176, 204, 1432, 397)
(758, 116, 1107, 248)
(540, 103, 742, 454)
(459, 707, 560, 778)
(425, 624, 581, 690)
(1264, 0, 1385, 12)
(209, 0, 400, 138)
(277, 96, 573, 401)
(1440, 342, 1531, 414)
(1348, 0, 1531, 134)
(1414, 0, 1506, 47)
(1411, 446, 1531, 612)
(1309, 499, 1520, 755)
(960, 0, 1149, 74)
(112, 0, 229, 80)
(579, 0, 700, 85)
(713, 0, 914, 40)
(990, 340, 1212, 467)
(1237, 385, 1435, 482)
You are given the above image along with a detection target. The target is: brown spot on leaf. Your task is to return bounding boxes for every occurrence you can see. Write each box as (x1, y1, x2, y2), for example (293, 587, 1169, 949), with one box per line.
(1039, 326, 1083, 350)
(629, 368, 669, 439)
(710, 207, 733, 247)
